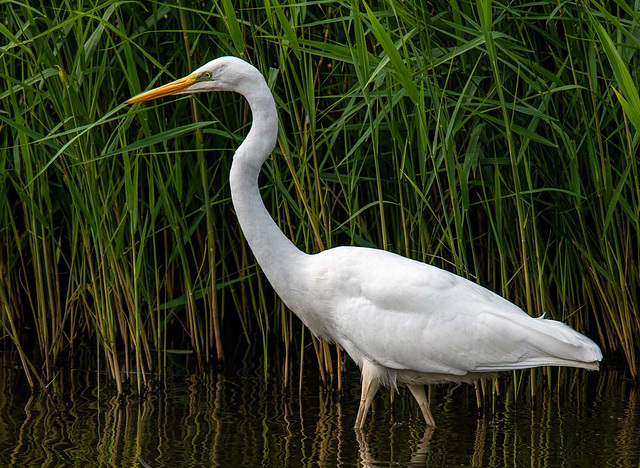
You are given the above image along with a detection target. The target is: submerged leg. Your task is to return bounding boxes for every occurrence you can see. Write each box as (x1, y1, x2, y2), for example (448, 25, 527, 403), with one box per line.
(355, 363, 380, 428)
(407, 384, 436, 427)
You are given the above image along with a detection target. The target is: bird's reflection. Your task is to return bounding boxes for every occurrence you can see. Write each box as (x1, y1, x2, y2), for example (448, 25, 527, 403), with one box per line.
(354, 426, 435, 467)
(352, 413, 495, 467)
(409, 426, 436, 465)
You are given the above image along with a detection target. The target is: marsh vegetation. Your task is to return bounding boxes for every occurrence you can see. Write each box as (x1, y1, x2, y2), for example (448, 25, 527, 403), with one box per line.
(1, 1, 638, 395)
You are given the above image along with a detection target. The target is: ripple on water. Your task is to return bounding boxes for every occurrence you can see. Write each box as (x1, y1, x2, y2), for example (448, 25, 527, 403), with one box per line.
(0, 361, 637, 467)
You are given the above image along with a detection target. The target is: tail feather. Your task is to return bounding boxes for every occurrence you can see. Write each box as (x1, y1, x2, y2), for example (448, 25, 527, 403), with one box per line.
(529, 317, 602, 364)
(483, 313, 603, 371)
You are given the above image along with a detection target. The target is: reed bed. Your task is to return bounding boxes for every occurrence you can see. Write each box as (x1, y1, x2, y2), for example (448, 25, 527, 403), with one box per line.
(0, 0, 638, 393)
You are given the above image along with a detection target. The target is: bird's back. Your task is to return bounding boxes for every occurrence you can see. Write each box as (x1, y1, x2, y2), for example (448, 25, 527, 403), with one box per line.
(302, 246, 601, 381)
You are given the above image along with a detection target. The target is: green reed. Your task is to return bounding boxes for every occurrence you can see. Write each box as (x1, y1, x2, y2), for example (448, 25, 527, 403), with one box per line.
(0, 0, 638, 393)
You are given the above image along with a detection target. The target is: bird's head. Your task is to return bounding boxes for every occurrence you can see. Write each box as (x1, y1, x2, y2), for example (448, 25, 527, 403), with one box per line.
(127, 56, 263, 104)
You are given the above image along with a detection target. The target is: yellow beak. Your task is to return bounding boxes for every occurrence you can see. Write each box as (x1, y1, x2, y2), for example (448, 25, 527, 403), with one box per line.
(126, 74, 198, 104)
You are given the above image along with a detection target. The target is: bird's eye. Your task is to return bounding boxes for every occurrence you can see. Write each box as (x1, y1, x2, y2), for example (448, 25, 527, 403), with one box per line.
(204, 71, 212, 79)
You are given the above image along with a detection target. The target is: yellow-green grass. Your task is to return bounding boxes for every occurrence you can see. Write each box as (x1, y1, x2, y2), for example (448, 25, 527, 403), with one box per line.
(0, 0, 638, 393)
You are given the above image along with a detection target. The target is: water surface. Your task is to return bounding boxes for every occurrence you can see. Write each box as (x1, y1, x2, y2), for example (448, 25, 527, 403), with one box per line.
(0, 359, 637, 467)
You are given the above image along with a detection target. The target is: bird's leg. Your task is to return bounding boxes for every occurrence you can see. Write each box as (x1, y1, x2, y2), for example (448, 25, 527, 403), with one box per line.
(354, 366, 380, 428)
(407, 384, 436, 427)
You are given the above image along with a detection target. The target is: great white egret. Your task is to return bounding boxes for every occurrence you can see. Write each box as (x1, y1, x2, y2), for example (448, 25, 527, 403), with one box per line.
(127, 57, 602, 428)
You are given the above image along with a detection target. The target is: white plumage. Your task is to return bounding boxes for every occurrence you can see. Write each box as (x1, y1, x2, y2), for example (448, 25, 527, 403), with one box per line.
(311, 247, 600, 374)
(128, 56, 602, 428)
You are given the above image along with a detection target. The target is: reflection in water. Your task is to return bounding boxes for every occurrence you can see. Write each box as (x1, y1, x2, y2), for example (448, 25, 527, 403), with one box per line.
(355, 426, 435, 467)
(0, 357, 638, 467)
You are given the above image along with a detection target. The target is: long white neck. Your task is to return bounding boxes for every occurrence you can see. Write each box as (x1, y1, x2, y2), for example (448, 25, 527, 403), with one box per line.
(229, 77, 307, 297)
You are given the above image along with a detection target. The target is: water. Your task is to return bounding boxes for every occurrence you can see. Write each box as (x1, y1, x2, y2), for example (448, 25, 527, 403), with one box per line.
(0, 360, 637, 467)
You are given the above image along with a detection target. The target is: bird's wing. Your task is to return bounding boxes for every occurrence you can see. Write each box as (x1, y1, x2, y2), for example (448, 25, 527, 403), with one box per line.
(312, 247, 601, 376)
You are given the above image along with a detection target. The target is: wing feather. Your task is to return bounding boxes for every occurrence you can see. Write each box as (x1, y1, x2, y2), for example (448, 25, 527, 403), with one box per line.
(314, 247, 601, 376)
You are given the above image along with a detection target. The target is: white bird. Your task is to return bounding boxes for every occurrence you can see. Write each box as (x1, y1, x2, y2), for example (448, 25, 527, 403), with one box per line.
(127, 57, 603, 428)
